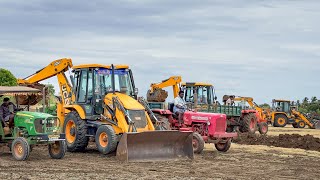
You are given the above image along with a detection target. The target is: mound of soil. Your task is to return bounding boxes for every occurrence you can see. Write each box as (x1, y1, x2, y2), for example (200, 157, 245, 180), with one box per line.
(234, 133, 320, 151)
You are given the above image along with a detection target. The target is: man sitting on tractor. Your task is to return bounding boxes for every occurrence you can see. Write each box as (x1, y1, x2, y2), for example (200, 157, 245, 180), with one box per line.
(0, 97, 17, 128)
(173, 91, 187, 124)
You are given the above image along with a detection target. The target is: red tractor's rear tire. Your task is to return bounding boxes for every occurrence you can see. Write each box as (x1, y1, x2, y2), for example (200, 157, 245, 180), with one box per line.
(192, 132, 204, 154)
(258, 122, 268, 135)
(153, 114, 171, 130)
(215, 139, 231, 152)
(241, 113, 257, 134)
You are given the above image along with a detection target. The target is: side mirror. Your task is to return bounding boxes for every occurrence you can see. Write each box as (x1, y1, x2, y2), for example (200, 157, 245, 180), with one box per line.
(134, 88, 139, 95)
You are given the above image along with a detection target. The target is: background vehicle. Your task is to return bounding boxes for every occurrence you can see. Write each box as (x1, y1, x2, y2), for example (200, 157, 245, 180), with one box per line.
(145, 77, 237, 153)
(147, 77, 258, 134)
(269, 99, 320, 129)
(0, 86, 66, 161)
(233, 96, 269, 134)
(17, 58, 193, 161)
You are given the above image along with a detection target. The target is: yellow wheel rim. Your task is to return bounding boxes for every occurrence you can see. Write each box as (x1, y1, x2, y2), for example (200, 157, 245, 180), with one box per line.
(277, 118, 286, 125)
(51, 142, 61, 155)
(299, 122, 304, 127)
(14, 142, 23, 158)
(99, 132, 108, 148)
(65, 120, 76, 143)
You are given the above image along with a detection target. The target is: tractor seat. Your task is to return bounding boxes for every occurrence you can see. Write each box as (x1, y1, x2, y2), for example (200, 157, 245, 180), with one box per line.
(168, 103, 174, 112)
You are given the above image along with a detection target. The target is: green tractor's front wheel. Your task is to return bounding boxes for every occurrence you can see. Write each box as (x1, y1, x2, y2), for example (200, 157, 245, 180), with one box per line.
(11, 137, 30, 161)
(49, 141, 66, 159)
(63, 111, 89, 152)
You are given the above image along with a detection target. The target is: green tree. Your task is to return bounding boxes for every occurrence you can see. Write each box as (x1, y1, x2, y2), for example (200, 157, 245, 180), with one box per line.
(47, 84, 55, 95)
(302, 97, 309, 105)
(259, 103, 270, 109)
(0, 68, 17, 86)
(311, 96, 318, 103)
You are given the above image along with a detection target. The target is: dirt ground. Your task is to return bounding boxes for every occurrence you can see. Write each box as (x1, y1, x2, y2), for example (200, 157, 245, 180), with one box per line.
(1, 126, 320, 180)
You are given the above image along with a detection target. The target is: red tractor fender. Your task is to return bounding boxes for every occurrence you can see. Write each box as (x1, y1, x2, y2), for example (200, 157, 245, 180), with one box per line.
(151, 109, 172, 115)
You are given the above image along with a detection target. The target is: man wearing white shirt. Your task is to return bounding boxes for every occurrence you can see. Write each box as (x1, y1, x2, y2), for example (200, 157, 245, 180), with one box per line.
(173, 91, 187, 124)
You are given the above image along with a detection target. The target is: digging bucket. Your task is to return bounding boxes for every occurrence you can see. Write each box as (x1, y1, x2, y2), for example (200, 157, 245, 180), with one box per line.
(116, 130, 194, 162)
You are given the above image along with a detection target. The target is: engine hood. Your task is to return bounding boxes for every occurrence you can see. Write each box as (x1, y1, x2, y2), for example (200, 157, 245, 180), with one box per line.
(104, 93, 145, 110)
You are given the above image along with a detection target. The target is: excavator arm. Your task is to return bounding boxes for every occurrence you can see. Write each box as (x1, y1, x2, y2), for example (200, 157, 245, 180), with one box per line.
(147, 76, 182, 102)
(17, 58, 74, 105)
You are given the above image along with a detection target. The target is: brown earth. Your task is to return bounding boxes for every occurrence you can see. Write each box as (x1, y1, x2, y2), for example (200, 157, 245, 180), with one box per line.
(234, 133, 320, 151)
(1, 126, 320, 180)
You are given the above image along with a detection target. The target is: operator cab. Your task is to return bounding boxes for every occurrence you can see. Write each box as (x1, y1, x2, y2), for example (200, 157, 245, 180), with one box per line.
(182, 83, 217, 108)
(71, 64, 138, 116)
(272, 99, 291, 114)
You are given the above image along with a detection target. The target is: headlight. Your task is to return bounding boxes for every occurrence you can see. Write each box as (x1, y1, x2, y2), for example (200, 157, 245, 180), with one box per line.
(207, 121, 211, 125)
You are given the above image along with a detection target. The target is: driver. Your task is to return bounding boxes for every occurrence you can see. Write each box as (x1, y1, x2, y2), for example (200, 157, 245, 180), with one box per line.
(0, 97, 17, 128)
(173, 91, 187, 125)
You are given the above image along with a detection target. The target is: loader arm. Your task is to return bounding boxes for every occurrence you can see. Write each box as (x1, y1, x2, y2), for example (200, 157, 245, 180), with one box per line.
(291, 109, 315, 128)
(17, 58, 74, 105)
(149, 76, 182, 98)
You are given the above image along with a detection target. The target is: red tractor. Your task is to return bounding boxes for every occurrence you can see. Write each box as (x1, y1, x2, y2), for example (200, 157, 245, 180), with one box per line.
(149, 103, 238, 153)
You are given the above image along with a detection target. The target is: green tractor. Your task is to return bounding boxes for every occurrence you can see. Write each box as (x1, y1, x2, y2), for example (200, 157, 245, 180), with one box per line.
(0, 86, 66, 161)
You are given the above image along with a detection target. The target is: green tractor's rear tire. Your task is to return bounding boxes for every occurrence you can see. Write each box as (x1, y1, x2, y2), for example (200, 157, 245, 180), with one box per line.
(241, 113, 257, 134)
(63, 111, 89, 152)
(95, 125, 118, 154)
(297, 121, 306, 128)
(11, 137, 30, 161)
(273, 114, 288, 127)
(192, 132, 204, 154)
(215, 139, 231, 152)
(49, 141, 66, 159)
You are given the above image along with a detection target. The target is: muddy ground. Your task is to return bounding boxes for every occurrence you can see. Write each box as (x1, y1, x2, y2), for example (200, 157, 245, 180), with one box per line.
(1, 126, 320, 180)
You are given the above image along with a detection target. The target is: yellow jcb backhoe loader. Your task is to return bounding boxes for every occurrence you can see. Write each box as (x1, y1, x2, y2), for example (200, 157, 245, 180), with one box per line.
(18, 58, 194, 161)
(269, 99, 320, 129)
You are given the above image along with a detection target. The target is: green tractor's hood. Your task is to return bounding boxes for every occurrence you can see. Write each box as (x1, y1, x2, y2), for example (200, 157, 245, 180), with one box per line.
(16, 111, 55, 119)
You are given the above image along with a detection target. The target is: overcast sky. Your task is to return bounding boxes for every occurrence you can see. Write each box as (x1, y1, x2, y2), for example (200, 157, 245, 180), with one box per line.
(0, 0, 319, 104)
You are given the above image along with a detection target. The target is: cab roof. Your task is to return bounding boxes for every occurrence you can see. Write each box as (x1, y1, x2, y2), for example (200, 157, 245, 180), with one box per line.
(181, 82, 213, 87)
(72, 64, 129, 69)
(273, 99, 291, 102)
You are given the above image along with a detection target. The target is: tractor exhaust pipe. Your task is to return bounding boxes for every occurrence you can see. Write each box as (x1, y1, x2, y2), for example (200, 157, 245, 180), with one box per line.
(111, 64, 115, 95)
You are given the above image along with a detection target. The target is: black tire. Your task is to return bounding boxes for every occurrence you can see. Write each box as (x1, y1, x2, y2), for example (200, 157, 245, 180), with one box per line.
(292, 123, 298, 128)
(297, 121, 306, 128)
(95, 125, 118, 154)
(215, 139, 231, 152)
(273, 114, 288, 127)
(153, 114, 171, 130)
(11, 137, 30, 161)
(49, 141, 66, 159)
(63, 111, 88, 152)
(192, 132, 205, 154)
(258, 122, 268, 135)
(241, 113, 257, 134)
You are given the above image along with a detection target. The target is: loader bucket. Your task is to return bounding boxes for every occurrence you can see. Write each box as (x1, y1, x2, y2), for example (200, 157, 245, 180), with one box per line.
(116, 130, 194, 162)
(313, 120, 320, 129)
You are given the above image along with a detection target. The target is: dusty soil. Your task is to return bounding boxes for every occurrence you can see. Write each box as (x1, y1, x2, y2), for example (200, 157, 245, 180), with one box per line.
(1, 126, 320, 180)
(234, 133, 320, 151)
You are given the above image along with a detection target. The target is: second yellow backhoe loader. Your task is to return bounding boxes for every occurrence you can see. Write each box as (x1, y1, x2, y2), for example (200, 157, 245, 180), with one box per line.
(17, 58, 193, 161)
(268, 99, 320, 129)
